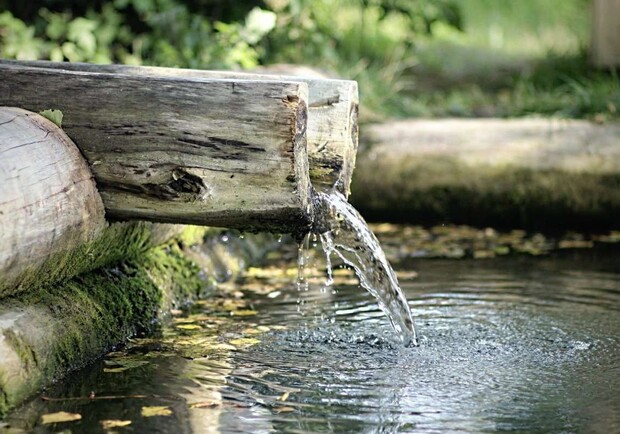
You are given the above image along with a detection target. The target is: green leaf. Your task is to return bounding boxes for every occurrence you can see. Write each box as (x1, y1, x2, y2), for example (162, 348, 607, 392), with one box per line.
(41, 411, 82, 424)
(244, 7, 277, 44)
(39, 109, 63, 127)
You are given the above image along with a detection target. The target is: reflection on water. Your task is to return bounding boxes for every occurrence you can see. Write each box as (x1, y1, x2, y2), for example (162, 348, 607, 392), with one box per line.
(5, 246, 620, 433)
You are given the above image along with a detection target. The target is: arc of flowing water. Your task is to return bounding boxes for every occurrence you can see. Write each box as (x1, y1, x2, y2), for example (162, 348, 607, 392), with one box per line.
(311, 191, 418, 346)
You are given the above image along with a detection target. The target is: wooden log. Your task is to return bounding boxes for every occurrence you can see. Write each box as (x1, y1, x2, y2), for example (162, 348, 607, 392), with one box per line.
(0, 63, 313, 232)
(0, 107, 107, 294)
(592, 0, 620, 67)
(0, 59, 359, 196)
(351, 118, 620, 232)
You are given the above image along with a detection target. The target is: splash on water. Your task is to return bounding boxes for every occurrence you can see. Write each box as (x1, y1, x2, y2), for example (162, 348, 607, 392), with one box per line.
(309, 191, 418, 346)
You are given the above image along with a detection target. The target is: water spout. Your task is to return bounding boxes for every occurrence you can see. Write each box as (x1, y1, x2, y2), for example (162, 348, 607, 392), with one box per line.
(311, 190, 418, 346)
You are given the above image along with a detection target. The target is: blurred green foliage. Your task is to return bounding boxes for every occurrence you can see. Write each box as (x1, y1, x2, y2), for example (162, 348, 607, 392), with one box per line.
(0, 0, 461, 115)
(0, 0, 457, 69)
(1, 0, 617, 119)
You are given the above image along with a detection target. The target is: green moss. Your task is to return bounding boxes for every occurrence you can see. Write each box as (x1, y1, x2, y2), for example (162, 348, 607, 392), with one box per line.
(1, 221, 170, 298)
(0, 236, 208, 416)
(351, 155, 620, 232)
(2, 330, 36, 371)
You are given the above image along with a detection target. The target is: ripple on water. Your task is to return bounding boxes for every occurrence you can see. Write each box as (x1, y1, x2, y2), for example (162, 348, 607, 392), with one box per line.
(5, 249, 620, 433)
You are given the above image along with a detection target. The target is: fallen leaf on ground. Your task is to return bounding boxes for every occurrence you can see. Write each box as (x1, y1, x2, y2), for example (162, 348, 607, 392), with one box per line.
(141, 406, 173, 417)
(277, 392, 290, 402)
(40, 411, 82, 424)
(100, 420, 132, 429)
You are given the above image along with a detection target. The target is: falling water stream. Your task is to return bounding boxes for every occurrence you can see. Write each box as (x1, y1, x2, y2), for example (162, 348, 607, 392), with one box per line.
(310, 191, 417, 346)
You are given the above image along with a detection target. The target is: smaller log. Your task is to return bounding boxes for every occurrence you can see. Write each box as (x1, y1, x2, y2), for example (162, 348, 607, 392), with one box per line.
(0, 63, 313, 232)
(0, 60, 359, 196)
(352, 118, 620, 232)
(0, 108, 106, 294)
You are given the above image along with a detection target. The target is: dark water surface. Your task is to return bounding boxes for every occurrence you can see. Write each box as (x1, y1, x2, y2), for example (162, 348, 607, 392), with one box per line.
(5, 246, 620, 433)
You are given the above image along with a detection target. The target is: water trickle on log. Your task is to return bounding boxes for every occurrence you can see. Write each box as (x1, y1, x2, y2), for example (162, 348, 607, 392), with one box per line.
(308, 191, 418, 346)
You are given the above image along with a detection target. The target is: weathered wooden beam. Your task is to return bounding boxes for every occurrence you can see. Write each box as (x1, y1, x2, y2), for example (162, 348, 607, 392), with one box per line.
(0, 63, 313, 232)
(351, 118, 620, 232)
(0, 59, 359, 196)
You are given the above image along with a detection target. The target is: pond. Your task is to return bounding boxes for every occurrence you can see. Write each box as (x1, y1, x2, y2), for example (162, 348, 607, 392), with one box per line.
(4, 234, 620, 433)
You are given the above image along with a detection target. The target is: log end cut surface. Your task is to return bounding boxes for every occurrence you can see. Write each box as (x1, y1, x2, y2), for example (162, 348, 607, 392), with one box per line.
(0, 107, 106, 296)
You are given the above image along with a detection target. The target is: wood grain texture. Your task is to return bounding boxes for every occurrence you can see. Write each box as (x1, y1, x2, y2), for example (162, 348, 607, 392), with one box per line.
(0, 60, 359, 196)
(0, 63, 313, 232)
(0, 107, 106, 294)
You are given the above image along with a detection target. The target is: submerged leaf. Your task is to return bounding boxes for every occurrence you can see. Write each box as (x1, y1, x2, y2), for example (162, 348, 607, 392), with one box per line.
(40, 411, 82, 424)
(100, 419, 132, 429)
(141, 406, 172, 417)
(274, 406, 295, 413)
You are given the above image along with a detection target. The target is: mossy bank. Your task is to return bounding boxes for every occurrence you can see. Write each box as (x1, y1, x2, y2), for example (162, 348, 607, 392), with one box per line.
(0, 227, 277, 416)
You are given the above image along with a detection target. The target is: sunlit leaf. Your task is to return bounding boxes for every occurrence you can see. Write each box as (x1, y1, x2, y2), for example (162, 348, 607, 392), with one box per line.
(229, 338, 261, 347)
(189, 401, 219, 409)
(231, 310, 257, 316)
(141, 406, 172, 417)
(176, 324, 202, 330)
(39, 109, 63, 127)
(40, 411, 82, 424)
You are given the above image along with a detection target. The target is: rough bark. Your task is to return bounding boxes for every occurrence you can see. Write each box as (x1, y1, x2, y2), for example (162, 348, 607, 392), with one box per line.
(0, 231, 279, 417)
(351, 118, 620, 232)
(0, 63, 313, 232)
(0, 59, 359, 196)
(0, 108, 107, 295)
(0, 107, 191, 298)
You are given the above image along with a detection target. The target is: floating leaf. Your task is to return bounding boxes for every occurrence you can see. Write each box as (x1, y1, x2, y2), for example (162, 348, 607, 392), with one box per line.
(229, 338, 260, 347)
(141, 406, 172, 417)
(39, 109, 63, 127)
(231, 310, 257, 316)
(189, 401, 219, 409)
(100, 419, 132, 429)
(41, 411, 82, 424)
(103, 367, 128, 373)
(176, 324, 202, 330)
